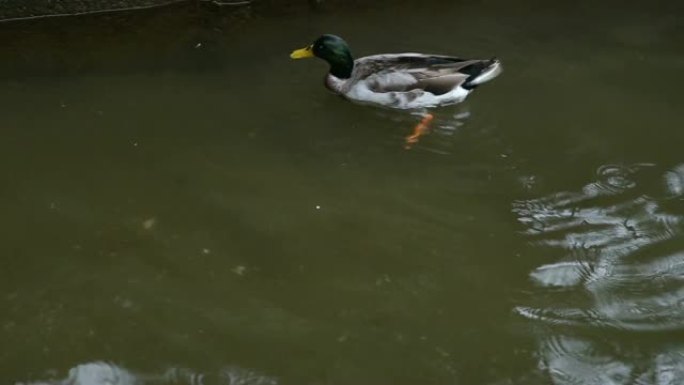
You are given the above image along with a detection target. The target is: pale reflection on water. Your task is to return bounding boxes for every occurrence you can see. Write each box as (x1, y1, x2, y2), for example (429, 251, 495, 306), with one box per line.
(539, 336, 684, 385)
(17, 362, 276, 385)
(513, 164, 684, 384)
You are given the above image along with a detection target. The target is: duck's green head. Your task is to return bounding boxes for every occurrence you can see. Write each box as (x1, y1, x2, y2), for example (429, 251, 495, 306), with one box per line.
(290, 34, 354, 79)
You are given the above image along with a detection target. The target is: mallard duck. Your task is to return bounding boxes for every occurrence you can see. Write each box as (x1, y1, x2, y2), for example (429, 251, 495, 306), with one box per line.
(290, 34, 502, 110)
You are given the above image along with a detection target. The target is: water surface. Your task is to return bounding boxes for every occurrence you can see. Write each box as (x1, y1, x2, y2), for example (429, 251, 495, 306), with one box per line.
(1, 1, 683, 384)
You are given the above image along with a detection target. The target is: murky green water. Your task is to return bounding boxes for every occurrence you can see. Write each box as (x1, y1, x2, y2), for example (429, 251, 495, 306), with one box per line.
(1, 1, 683, 384)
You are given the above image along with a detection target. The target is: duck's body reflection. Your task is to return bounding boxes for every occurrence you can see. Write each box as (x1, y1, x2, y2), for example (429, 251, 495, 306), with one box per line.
(513, 164, 684, 384)
(16, 362, 277, 385)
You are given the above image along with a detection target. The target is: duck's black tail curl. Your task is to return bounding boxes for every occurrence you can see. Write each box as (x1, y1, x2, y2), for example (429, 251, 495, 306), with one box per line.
(462, 58, 502, 90)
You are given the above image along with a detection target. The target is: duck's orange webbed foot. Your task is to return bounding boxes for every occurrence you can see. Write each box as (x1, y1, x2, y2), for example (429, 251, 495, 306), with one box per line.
(405, 113, 434, 149)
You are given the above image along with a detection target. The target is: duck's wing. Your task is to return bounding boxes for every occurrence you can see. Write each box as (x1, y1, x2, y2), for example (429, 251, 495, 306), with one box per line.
(355, 54, 498, 94)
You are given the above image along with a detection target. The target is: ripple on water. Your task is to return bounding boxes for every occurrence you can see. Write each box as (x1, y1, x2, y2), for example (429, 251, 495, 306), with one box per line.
(515, 163, 684, 331)
(534, 333, 684, 385)
(541, 335, 635, 385)
(594, 164, 645, 193)
(514, 163, 684, 383)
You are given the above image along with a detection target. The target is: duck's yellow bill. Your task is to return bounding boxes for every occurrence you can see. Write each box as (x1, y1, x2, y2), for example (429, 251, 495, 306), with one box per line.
(290, 46, 314, 59)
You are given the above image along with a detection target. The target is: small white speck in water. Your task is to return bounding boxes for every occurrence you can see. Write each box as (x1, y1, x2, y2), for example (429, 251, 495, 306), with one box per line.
(120, 299, 134, 309)
(202, 248, 211, 255)
(232, 265, 246, 276)
(195, 42, 202, 48)
(315, 205, 321, 210)
(142, 218, 156, 230)
(435, 347, 451, 357)
(375, 274, 391, 286)
(133, 142, 139, 147)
